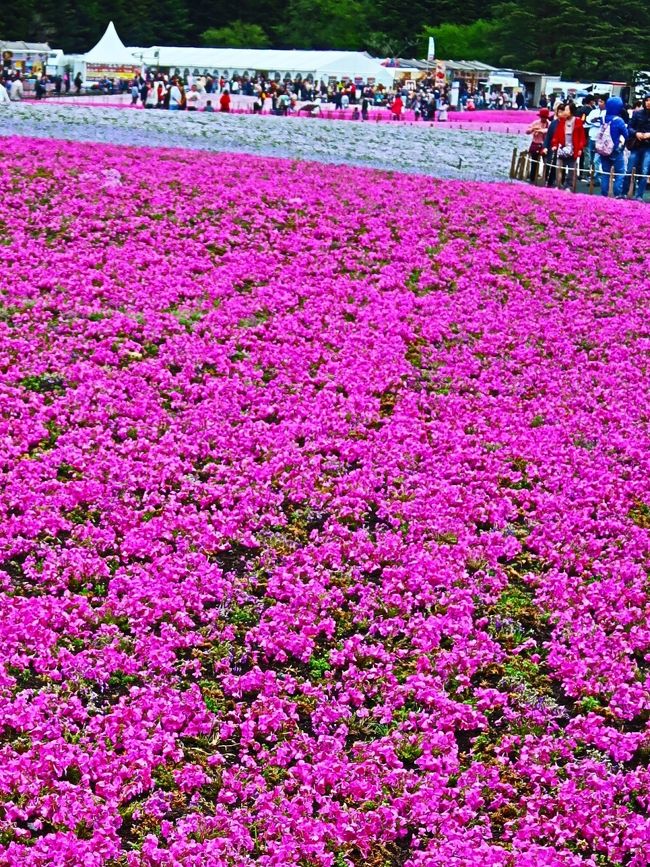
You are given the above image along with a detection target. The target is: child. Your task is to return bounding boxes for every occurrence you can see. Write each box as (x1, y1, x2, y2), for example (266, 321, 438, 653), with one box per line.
(204, 100, 214, 112)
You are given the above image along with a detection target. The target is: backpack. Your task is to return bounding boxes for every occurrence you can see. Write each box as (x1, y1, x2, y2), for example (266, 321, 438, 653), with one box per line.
(595, 121, 615, 156)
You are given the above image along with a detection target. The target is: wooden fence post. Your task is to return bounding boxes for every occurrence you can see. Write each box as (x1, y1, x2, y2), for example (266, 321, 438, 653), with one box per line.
(509, 147, 518, 179)
(540, 155, 550, 187)
(517, 153, 526, 180)
(627, 169, 636, 199)
(608, 166, 615, 197)
(588, 165, 595, 195)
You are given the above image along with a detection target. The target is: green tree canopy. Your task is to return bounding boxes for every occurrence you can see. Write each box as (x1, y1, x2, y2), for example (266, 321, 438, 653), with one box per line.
(201, 21, 270, 48)
(1, 0, 646, 82)
(420, 21, 501, 67)
(273, 0, 369, 50)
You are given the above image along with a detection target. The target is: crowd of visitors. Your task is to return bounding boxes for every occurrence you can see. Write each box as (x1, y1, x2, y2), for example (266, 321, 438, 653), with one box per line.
(0, 64, 522, 122)
(526, 94, 650, 199)
(110, 71, 492, 123)
(0, 70, 84, 100)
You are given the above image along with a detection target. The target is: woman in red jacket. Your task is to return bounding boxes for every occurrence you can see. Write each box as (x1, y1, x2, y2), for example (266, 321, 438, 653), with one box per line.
(390, 95, 403, 120)
(551, 101, 587, 190)
(219, 90, 231, 113)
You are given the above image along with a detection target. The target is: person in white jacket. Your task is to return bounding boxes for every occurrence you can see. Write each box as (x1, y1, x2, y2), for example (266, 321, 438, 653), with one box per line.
(584, 95, 606, 172)
(9, 76, 23, 101)
(0, 81, 10, 104)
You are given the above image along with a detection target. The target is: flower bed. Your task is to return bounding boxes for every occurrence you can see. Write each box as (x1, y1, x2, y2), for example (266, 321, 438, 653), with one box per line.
(0, 137, 650, 866)
(0, 102, 526, 182)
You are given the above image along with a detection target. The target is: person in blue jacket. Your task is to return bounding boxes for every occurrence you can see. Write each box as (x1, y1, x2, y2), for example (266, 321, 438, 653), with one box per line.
(599, 96, 629, 197)
(624, 94, 650, 201)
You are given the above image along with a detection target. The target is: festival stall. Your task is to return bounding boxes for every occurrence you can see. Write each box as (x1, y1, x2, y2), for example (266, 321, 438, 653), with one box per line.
(1, 40, 51, 75)
(82, 22, 141, 84)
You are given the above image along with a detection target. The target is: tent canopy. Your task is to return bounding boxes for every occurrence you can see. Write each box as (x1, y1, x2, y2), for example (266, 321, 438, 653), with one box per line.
(316, 54, 394, 86)
(487, 74, 521, 89)
(137, 45, 394, 85)
(84, 21, 139, 66)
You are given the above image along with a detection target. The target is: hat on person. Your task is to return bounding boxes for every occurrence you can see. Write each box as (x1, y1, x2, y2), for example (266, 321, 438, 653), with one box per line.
(538, 108, 550, 118)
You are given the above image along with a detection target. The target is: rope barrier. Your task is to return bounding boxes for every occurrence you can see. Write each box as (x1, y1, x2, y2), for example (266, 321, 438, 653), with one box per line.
(510, 146, 650, 197)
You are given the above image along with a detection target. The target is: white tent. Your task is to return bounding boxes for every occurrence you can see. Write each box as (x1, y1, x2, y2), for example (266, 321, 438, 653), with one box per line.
(316, 54, 394, 87)
(84, 21, 140, 66)
(136, 45, 394, 86)
(487, 73, 521, 90)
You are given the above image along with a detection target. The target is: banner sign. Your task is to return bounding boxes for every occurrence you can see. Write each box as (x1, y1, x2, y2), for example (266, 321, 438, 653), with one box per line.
(86, 63, 141, 81)
(427, 37, 435, 64)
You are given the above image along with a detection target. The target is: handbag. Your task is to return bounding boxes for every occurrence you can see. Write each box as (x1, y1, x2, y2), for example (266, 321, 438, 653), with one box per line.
(557, 144, 573, 160)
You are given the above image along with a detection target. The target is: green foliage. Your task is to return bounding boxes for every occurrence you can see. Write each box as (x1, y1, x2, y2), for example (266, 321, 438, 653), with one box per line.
(488, 0, 650, 80)
(420, 20, 501, 66)
(201, 21, 270, 48)
(308, 653, 331, 679)
(1, 0, 645, 80)
(20, 372, 66, 394)
(274, 0, 369, 50)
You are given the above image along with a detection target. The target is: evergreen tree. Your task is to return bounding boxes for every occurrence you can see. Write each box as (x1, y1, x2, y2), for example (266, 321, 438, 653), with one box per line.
(274, 0, 369, 51)
(202, 22, 270, 48)
(491, 0, 650, 79)
(1, 0, 647, 81)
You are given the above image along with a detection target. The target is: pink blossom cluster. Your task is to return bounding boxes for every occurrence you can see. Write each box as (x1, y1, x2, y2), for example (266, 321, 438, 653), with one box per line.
(0, 136, 649, 866)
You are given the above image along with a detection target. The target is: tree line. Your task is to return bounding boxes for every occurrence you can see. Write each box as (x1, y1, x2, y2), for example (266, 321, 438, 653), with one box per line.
(1, 0, 648, 82)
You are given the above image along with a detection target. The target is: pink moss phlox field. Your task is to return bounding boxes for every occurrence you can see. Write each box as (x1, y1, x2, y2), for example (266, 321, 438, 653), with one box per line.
(1, 137, 650, 867)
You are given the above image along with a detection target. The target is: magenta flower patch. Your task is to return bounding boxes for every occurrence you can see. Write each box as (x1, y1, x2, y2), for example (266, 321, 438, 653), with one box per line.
(0, 137, 649, 866)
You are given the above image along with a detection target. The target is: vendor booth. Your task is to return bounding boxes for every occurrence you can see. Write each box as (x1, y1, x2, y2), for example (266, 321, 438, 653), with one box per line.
(83, 22, 141, 83)
(1, 40, 51, 75)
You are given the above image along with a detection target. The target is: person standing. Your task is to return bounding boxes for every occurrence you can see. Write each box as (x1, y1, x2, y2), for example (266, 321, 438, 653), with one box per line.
(596, 96, 629, 197)
(168, 79, 183, 111)
(526, 107, 551, 181)
(219, 89, 231, 112)
(34, 75, 47, 100)
(74, 72, 82, 95)
(624, 94, 650, 201)
(0, 80, 9, 104)
(185, 83, 200, 111)
(155, 81, 165, 108)
(9, 75, 23, 101)
(584, 95, 606, 173)
(551, 101, 586, 189)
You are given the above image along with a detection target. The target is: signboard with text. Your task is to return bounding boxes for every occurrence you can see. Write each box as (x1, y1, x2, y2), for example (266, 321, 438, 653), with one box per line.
(86, 63, 141, 81)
